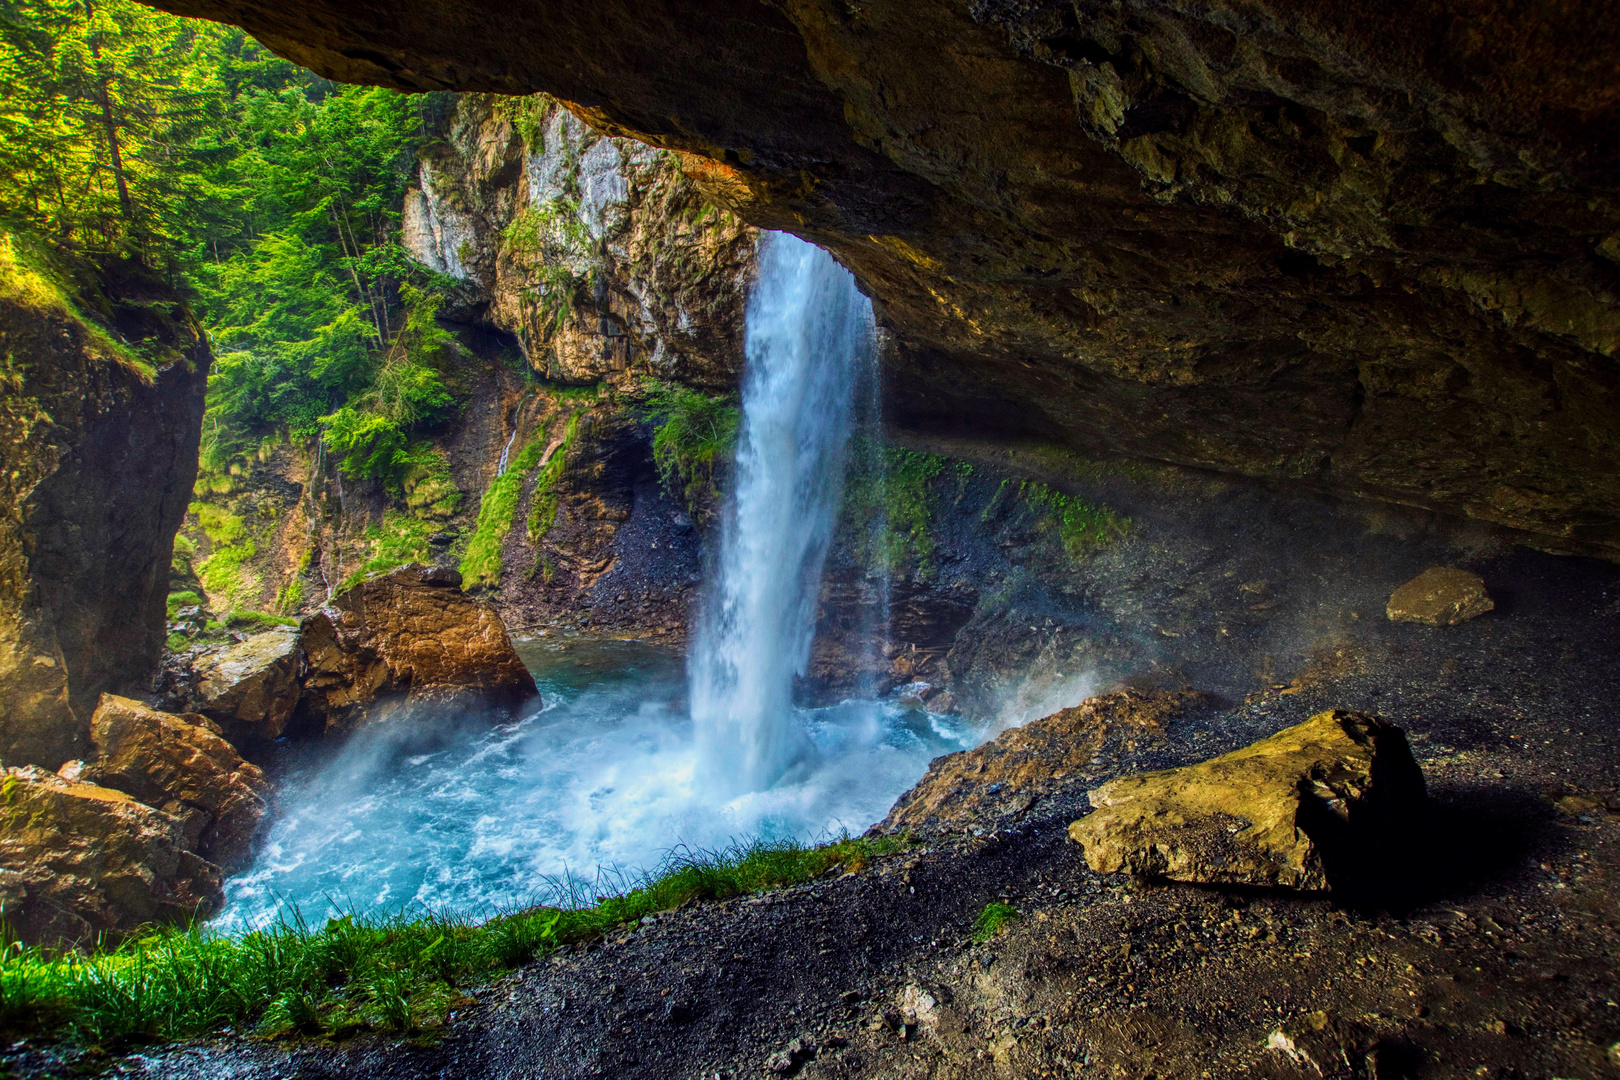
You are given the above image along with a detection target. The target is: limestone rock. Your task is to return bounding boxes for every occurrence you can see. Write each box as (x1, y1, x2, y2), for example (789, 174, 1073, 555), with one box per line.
(299, 564, 539, 732)
(81, 694, 270, 872)
(880, 690, 1198, 836)
(0, 765, 224, 946)
(189, 627, 303, 744)
(1386, 567, 1495, 626)
(1068, 710, 1427, 892)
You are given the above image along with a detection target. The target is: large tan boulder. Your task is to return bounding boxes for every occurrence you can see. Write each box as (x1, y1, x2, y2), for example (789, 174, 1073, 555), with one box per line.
(189, 628, 303, 744)
(1386, 567, 1494, 626)
(79, 694, 270, 872)
(1068, 710, 1426, 892)
(0, 765, 224, 946)
(298, 564, 539, 732)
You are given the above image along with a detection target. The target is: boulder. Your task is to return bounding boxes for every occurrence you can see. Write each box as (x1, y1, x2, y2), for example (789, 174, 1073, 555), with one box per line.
(298, 564, 539, 732)
(0, 765, 224, 946)
(1068, 710, 1427, 892)
(189, 627, 303, 744)
(80, 694, 270, 872)
(1386, 567, 1495, 626)
(879, 689, 1198, 836)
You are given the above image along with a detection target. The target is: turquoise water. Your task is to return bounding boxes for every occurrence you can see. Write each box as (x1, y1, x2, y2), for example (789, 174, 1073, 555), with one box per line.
(215, 637, 974, 931)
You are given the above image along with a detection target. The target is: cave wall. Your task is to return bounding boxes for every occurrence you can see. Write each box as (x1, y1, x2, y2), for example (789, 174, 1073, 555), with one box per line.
(0, 254, 210, 768)
(139, 0, 1620, 558)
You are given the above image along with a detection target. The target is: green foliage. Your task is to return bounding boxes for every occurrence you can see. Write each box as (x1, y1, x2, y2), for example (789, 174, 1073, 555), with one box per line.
(0, 834, 910, 1047)
(981, 478, 1130, 562)
(339, 511, 437, 591)
(493, 94, 550, 152)
(638, 380, 739, 515)
(164, 591, 203, 618)
(458, 437, 546, 589)
(401, 443, 461, 521)
(188, 502, 257, 609)
(318, 406, 408, 482)
(842, 440, 948, 576)
(970, 901, 1021, 944)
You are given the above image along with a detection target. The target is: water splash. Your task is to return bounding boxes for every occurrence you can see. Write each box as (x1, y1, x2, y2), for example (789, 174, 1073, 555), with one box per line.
(689, 233, 875, 793)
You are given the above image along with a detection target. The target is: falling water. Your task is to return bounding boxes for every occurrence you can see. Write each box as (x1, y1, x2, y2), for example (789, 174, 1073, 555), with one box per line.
(689, 233, 875, 792)
(495, 424, 518, 476)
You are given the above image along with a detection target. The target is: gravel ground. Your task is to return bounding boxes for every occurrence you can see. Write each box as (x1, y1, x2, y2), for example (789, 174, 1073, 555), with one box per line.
(7, 543, 1599, 1080)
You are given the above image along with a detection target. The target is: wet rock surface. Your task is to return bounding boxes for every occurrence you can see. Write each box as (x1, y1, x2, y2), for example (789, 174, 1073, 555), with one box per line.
(296, 564, 539, 732)
(80, 694, 270, 873)
(76, 542, 1620, 1080)
(183, 628, 303, 745)
(1387, 567, 1496, 627)
(1069, 709, 1427, 892)
(0, 765, 223, 947)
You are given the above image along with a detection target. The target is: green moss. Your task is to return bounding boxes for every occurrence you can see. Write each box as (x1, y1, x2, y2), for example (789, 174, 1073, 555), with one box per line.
(639, 380, 739, 515)
(1019, 481, 1131, 559)
(0, 834, 911, 1047)
(842, 440, 949, 576)
(0, 233, 156, 382)
(970, 901, 1021, 944)
(187, 503, 259, 610)
(165, 591, 204, 619)
(218, 611, 298, 631)
(339, 512, 438, 592)
(402, 444, 462, 521)
(458, 437, 547, 589)
(525, 412, 581, 544)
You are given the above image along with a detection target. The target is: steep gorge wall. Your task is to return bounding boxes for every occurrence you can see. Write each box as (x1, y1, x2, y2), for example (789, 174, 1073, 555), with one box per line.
(141, 0, 1620, 559)
(0, 250, 210, 768)
(176, 94, 756, 641)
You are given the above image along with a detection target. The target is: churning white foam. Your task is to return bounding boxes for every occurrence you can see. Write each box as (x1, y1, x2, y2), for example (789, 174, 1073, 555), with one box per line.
(217, 640, 972, 930)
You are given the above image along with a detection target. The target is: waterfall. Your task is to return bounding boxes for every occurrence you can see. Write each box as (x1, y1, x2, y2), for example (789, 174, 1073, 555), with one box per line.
(496, 424, 518, 477)
(689, 232, 875, 793)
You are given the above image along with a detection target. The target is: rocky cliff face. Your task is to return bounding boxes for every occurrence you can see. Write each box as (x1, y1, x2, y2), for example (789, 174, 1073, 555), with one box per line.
(0, 247, 209, 769)
(174, 93, 753, 643)
(140, 0, 1620, 558)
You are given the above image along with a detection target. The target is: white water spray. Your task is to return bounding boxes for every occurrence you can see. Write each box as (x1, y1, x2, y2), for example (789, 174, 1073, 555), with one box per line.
(689, 233, 875, 793)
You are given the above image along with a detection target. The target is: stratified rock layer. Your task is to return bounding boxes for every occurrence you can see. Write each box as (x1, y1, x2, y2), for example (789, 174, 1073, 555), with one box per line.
(81, 694, 270, 872)
(1068, 709, 1427, 891)
(0, 259, 209, 767)
(0, 765, 223, 946)
(140, 0, 1620, 556)
(1387, 567, 1495, 626)
(299, 564, 540, 731)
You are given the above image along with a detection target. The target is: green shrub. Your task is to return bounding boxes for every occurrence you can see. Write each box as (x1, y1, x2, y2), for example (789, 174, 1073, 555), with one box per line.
(639, 380, 739, 515)
(970, 901, 1021, 944)
(0, 834, 911, 1048)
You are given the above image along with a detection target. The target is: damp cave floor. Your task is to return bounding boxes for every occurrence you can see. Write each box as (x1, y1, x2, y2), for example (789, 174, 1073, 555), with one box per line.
(12, 544, 1620, 1080)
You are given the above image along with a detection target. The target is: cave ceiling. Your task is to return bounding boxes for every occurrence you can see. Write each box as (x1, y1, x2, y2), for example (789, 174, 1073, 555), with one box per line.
(142, 0, 1620, 556)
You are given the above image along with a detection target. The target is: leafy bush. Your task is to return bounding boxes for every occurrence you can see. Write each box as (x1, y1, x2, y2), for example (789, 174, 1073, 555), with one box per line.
(0, 834, 910, 1048)
(639, 380, 739, 515)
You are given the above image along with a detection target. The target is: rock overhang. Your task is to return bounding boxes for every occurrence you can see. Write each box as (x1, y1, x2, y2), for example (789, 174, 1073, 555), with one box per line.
(137, 0, 1620, 557)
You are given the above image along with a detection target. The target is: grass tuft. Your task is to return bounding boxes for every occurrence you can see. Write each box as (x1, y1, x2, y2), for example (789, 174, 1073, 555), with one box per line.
(970, 901, 1021, 944)
(0, 835, 909, 1049)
